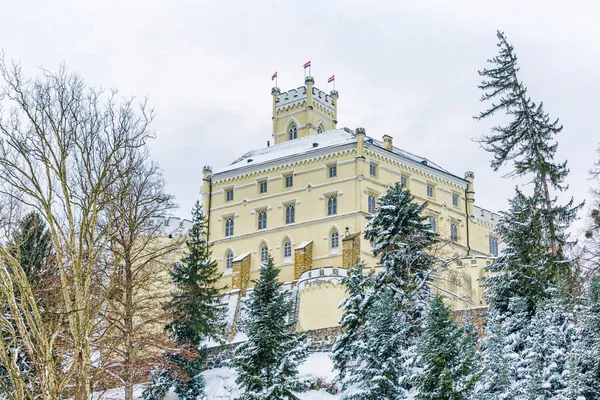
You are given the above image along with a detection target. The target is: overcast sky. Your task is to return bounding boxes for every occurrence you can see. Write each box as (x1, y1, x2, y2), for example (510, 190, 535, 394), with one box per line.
(1, 0, 599, 233)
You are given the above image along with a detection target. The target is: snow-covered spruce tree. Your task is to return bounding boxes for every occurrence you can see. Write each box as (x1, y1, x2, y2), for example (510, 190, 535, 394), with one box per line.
(345, 289, 408, 400)
(520, 291, 578, 399)
(569, 277, 600, 398)
(414, 295, 481, 400)
(473, 307, 509, 399)
(363, 183, 438, 325)
(231, 256, 308, 400)
(331, 262, 372, 389)
(142, 202, 224, 400)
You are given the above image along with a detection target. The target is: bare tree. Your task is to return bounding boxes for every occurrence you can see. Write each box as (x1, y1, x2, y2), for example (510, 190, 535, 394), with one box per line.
(98, 151, 184, 400)
(0, 57, 153, 399)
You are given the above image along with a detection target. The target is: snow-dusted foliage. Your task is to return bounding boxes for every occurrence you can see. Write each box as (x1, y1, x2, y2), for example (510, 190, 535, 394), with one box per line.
(345, 289, 413, 399)
(331, 263, 371, 389)
(231, 256, 308, 400)
(414, 296, 481, 400)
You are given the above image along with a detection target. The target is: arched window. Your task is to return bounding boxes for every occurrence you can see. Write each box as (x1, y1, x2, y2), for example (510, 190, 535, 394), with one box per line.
(285, 204, 295, 224)
(260, 244, 269, 264)
(368, 195, 377, 214)
(327, 195, 337, 216)
(428, 216, 437, 233)
(331, 230, 339, 249)
(283, 239, 292, 258)
(258, 210, 267, 230)
(317, 125, 323, 134)
(225, 217, 234, 237)
(225, 251, 234, 269)
(288, 123, 297, 140)
(450, 223, 458, 242)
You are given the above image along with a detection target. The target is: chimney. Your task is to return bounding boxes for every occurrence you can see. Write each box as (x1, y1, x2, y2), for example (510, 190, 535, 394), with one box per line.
(382, 135, 393, 151)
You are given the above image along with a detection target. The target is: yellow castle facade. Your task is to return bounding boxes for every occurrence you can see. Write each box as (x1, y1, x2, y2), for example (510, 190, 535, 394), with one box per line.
(201, 76, 500, 334)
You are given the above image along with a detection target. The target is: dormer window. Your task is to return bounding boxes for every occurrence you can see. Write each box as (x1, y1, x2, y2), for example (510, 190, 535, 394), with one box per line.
(289, 123, 297, 140)
(317, 125, 323, 134)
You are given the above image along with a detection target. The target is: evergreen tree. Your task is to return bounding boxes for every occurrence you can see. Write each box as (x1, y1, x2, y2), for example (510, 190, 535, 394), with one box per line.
(569, 277, 600, 398)
(363, 183, 438, 325)
(231, 256, 308, 400)
(414, 296, 481, 400)
(476, 30, 580, 262)
(331, 263, 371, 389)
(473, 307, 509, 399)
(521, 293, 577, 399)
(345, 289, 409, 400)
(143, 202, 224, 400)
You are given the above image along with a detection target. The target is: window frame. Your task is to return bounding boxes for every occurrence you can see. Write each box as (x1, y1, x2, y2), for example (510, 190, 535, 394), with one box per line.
(428, 216, 437, 233)
(450, 222, 458, 242)
(225, 252, 234, 269)
(369, 162, 378, 177)
(327, 195, 338, 216)
(328, 164, 337, 178)
(368, 194, 377, 214)
(452, 193, 459, 207)
(258, 179, 268, 194)
(260, 244, 269, 264)
(331, 230, 340, 250)
(288, 123, 297, 140)
(284, 174, 294, 188)
(285, 204, 295, 224)
(283, 240, 292, 258)
(489, 237, 499, 257)
(224, 217, 234, 237)
(427, 184, 435, 198)
(400, 175, 408, 189)
(257, 210, 267, 230)
(225, 188, 234, 202)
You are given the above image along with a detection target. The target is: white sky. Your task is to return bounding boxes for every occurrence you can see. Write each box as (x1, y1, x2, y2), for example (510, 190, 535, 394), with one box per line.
(1, 0, 599, 233)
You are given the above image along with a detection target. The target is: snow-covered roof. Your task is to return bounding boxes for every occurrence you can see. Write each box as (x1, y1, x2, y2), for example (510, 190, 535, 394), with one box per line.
(232, 252, 251, 262)
(212, 128, 463, 183)
(214, 129, 356, 175)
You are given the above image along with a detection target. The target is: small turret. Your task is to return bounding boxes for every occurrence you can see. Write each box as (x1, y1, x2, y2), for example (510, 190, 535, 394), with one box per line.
(382, 134, 393, 151)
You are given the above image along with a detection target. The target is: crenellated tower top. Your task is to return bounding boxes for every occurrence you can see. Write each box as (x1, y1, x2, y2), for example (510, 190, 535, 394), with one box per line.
(271, 75, 339, 145)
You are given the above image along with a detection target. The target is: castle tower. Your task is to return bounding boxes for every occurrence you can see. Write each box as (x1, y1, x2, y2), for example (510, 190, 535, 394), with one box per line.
(271, 76, 339, 145)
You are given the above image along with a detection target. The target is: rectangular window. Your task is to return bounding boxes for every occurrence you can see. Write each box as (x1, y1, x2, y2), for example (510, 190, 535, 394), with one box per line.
(285, 174, 293, 188)
(400, 175, 408, 188)
(368, 194, 377, 214)
(327, 195, 337, 216)
(257, 210, 267, 230)
(225, 188, 234, 202)
(328, 164, 337, 178)
(450, 223, 458, 242)
(369, 163, 377, 177)
(225, 217, 234, 237)
(259, 180, 268, 194)
(452, 194, 459, 207)
(489, 237, 499, 257)
(285, 204, 295, 224)
(427, 185, 434, 198)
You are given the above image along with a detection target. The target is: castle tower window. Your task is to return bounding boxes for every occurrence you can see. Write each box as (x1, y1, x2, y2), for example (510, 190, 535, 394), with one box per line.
(327, 195, 337, 216)
(369, 163, 378, 177)
(225, 217, 234, 237)
(258, 210, 267, 230)
(283, 239, 292, 258)
(285, 174, 293, 188)
(285, 204, 295, 224)
(368, 194, 377, 214)
(428, 216, 437, 233)
(450, 223, 458, 242)
(331, 230, 339, 249)
(289, 123, 297, 140)
(427, 184, 435, 198)
(452, 193, 459, 207)
(225, 188, 234, 202)
(489, 237, 499, 256)
(225, 251, 234, 269)
(260, 244, 269, 264)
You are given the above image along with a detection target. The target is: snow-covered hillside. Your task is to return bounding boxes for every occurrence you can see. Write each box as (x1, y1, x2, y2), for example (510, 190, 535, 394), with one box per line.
(93, 352, 343, 399)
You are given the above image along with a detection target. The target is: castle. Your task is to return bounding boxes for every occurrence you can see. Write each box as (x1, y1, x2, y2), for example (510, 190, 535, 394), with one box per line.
(200, 76, 500, 336)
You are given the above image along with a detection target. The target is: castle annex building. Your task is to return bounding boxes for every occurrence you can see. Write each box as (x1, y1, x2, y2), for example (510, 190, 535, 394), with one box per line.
(201, 76, 500, 335)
